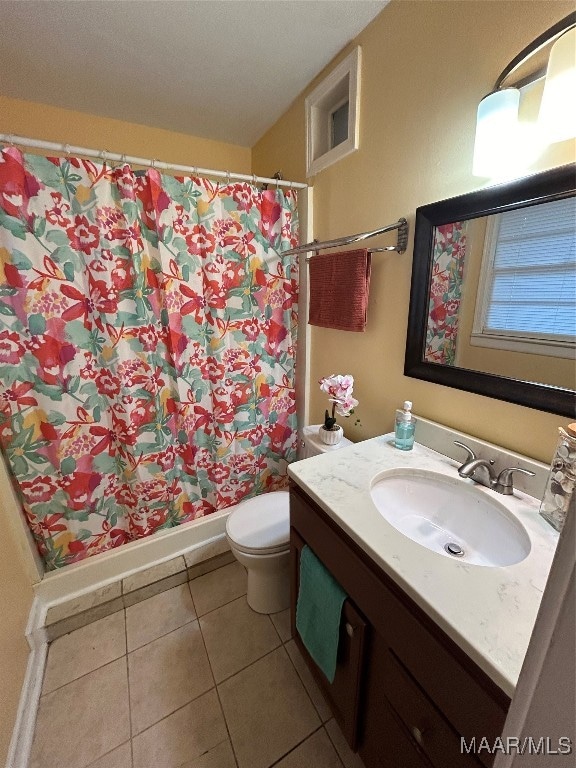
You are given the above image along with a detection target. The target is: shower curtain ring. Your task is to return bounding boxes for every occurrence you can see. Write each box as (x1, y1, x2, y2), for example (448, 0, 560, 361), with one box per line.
(7, 135, 14, 146)
(225, 171, 231, 185)
(121, 153, 127, 164)
(100, 149, 108, 164)
(64, 144, 71, 157)
(151, 158, 157, 169)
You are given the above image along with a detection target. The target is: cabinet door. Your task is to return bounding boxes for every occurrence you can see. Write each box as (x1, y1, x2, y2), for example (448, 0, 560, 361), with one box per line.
(290, 528, 367, 750)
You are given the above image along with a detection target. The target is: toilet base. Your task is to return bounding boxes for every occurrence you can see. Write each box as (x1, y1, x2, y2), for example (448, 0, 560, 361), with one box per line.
(228, 545, 290, 614)
(246, 559, 290, 614)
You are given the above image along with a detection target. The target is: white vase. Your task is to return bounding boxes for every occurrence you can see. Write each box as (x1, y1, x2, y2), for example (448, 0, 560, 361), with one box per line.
(318, 424, 343, 446)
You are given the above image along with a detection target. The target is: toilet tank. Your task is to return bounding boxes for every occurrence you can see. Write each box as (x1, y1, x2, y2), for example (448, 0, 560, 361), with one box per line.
(300, 424, 353, 459)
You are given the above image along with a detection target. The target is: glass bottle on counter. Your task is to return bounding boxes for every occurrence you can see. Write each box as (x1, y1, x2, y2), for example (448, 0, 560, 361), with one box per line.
(539, 424, 576, 532)
(395, 400, 416, 451)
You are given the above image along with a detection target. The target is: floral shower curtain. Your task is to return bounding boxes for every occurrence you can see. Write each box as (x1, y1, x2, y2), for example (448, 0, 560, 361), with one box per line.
(424, 220, 468, 366)
(0, 146, 298, 570)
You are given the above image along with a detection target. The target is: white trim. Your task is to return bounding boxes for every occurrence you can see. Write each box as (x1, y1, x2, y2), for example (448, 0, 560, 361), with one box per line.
(5, 641, 48, 768)
(472, 215, 500, 338)
(305, 47, 361, 176)
(469, 331, 575, 359)
(296, 187, 313, 454)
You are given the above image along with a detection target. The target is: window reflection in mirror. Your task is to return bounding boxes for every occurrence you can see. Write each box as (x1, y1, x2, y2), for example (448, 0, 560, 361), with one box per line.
(424, 197, 576, 390)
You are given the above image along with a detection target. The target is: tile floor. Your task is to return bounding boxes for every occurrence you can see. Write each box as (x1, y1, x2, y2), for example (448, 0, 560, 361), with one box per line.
(29, 561, 366, 768)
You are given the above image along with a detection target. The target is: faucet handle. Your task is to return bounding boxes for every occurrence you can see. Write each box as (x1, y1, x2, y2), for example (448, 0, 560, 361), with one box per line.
(496, 467, 536, 495)
(454, 441, 476, 462)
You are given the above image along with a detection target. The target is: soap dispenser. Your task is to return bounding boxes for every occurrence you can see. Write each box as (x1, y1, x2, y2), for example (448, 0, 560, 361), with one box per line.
(395, 400, 415, 451)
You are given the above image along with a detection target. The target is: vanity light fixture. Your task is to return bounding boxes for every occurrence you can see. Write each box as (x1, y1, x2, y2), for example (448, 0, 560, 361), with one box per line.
(473, 12, 576, 177)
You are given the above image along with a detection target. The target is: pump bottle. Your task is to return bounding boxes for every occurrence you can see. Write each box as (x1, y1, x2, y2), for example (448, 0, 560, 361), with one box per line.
(395, 401, 415, 451)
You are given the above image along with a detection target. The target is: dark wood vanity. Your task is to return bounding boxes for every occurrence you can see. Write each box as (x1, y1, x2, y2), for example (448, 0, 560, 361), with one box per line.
(290, 482, 511, 768)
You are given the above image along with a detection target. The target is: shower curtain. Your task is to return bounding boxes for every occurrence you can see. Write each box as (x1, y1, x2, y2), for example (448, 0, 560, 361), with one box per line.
(0, 146, 299, 570)
(424, 220, 467, 366)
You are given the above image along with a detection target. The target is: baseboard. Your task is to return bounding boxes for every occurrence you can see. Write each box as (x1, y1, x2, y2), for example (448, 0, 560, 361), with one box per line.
(5, 642, 47, 768)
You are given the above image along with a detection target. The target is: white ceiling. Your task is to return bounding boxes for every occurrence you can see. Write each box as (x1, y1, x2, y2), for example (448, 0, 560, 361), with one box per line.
(1, 0, 389, 147)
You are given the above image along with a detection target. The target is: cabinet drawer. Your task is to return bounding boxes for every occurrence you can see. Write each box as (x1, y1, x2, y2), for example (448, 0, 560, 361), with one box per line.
(383, 650, 483, 768)
(361, 696, 432, 768)
(291, 528, 367, 750)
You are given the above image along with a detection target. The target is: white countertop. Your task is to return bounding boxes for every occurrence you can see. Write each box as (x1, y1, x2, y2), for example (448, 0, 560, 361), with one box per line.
(288, 434, 559, 697)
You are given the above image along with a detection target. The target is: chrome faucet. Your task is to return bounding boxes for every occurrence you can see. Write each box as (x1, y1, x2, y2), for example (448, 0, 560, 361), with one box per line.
(454, 441, 535, 496)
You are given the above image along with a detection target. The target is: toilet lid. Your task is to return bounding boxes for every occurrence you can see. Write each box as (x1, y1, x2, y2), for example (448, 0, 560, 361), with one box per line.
(226, 491, 290, 552)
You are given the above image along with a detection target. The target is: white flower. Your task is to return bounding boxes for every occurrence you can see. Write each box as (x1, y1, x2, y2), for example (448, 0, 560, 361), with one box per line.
(319, 374, 358, 421)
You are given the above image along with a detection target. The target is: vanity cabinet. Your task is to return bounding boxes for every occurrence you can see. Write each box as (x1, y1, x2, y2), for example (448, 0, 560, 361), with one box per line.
(289, 482, 511, 768)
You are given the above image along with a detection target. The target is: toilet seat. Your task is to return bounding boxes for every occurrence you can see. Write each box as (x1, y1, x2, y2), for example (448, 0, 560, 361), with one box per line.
(226, 491, 290, 555)
(230, 540, 289, 557)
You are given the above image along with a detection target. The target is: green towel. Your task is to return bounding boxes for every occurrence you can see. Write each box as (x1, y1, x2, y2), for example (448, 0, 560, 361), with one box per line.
(296, 545, 347, 683)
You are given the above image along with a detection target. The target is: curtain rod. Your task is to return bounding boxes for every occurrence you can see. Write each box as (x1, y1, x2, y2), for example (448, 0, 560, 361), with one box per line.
(282, 218, 409, 257)
(0, 133, 308, 190)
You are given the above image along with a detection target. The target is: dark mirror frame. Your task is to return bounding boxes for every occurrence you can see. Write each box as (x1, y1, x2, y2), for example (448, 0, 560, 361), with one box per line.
(405, 164, 576, 418)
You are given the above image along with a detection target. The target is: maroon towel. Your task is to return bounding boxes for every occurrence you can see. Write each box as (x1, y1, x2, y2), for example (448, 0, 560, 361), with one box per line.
(308, 248, 371, 332)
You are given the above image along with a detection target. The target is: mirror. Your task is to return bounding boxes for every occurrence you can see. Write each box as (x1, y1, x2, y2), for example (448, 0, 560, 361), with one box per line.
(405, 164, 576, 417)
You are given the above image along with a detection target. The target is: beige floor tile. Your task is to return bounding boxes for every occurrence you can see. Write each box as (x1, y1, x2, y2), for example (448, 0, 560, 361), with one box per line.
(325, 720, 365, 768)
(275, 729, 344, 767)
(218, 647, 320, 768)
(30, 658, 130, 768)
(189, 561, 247, 616)
(43, 611, 126, 695)
(126, 583, 196, 651)
(270, 608, 292, 643)
(200, 596, 280, 682)
(179, 739, 237, 768)
(86, 741, 132, 768)
(129, 621, 213, 735)
(285, 639, 332, 722)
(187, 551, 235, 581)
(132, 689, 228, 768)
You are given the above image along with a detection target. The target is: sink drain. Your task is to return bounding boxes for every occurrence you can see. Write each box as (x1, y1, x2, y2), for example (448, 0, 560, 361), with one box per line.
(444, 542, 465, 557)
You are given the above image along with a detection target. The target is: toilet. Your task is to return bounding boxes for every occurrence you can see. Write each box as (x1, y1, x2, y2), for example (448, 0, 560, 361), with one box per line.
(225, 425, 353, 613)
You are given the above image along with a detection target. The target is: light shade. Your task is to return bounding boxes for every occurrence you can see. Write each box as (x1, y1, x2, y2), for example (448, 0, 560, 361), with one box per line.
(539, 27, 576, 144)
(473, 88, 520, 177)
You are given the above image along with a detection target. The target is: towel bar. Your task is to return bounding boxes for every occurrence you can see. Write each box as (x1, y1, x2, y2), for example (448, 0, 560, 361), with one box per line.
(282, 217, 409, 257)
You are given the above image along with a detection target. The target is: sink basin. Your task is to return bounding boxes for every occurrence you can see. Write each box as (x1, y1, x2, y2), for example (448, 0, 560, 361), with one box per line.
(370, 468, 531, 567)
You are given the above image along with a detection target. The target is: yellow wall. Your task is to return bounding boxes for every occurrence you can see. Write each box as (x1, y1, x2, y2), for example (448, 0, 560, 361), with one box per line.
(0, 462, 35, 764)
(0, 94, 253, 760)
(253, 0, 576, 464)
(0, 94, 252, 173)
